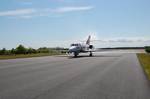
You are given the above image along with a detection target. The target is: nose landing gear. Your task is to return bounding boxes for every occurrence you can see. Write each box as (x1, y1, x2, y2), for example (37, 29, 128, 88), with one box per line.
(89, 51, 93, 57)
(74, 52, 78, 57)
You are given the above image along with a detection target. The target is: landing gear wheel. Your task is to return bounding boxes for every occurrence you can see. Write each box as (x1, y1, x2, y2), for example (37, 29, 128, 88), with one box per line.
(74, 52, 78, 57)
(89, 52, 93, 57)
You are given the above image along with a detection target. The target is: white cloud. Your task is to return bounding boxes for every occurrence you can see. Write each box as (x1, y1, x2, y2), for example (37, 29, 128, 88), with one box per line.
(51, 6, 94, 13)
(99, 37, 150, 43)
(88, 37, 150, 48)
(0, 6, 94, 18)
(0, 9, 36, 16)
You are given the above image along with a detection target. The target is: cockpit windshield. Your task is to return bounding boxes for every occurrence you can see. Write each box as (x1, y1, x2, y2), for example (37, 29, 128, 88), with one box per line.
(71, 44, 79, 46)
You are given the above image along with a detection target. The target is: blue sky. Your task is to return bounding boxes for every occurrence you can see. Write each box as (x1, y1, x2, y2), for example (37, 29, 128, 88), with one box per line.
(0, 0, 150, 49)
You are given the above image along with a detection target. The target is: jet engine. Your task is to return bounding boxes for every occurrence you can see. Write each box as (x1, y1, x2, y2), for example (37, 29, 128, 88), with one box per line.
(89, 45, 93, 49)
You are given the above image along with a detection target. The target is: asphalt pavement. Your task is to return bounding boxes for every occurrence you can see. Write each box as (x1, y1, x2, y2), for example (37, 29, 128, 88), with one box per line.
(0, 50, 149, 99)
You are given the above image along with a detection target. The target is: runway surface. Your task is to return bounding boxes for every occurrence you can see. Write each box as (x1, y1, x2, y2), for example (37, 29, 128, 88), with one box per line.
(0, 50, 149, 99)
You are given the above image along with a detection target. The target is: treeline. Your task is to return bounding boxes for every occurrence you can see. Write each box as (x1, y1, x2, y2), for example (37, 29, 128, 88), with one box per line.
(101, 47, 144, 49)
(145, 46, 150, 53)
(0, 45, 68, 55)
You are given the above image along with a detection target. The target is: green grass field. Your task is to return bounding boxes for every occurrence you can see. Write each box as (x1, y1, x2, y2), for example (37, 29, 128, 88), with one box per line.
(0, 53, 64, 60)
(137, 53, 150, 80)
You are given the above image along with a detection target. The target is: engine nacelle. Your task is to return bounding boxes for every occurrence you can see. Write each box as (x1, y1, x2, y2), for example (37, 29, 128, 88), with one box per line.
(89, 45, 93, 49)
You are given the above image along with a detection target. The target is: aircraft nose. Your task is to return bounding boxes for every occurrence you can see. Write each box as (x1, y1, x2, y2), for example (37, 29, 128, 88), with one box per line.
(68, 46, 77, 53)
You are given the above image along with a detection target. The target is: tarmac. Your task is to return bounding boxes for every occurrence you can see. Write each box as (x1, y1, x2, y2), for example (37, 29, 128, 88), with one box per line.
(0, 50, 149, 99)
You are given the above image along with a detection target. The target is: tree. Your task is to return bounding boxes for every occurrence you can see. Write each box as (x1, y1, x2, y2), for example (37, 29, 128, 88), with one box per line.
(38, 47, 49, 53)
(11, 48, 16, 54)
(0, 48, 6, 55)
(145, 46, 150, 53)
(15, 45, 27, 54)
(27, 48, 37, 54)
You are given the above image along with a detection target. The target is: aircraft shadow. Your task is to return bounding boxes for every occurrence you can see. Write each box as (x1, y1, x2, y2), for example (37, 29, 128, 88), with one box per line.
(67, 55, 121, 59)
(55, 55, 121, 59)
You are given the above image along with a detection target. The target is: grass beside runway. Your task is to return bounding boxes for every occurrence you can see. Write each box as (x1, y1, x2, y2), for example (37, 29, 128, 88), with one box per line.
(137, 53, 150, 80)
(0, 53, 64, 60)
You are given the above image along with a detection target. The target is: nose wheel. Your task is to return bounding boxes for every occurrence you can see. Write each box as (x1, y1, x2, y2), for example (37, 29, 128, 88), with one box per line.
(74, 52, 78, 57)
(89, 51, 93, 57)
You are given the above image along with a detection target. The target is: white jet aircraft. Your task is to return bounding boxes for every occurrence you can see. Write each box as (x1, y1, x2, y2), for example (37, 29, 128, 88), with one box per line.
(68, 35, 95, 57)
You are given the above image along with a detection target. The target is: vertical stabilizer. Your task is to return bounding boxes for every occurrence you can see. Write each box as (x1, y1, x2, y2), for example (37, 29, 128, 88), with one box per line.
(86, 35, 91, 45)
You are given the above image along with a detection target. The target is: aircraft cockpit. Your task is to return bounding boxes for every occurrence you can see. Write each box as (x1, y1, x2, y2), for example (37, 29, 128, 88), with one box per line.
(70, 44, 80, 47)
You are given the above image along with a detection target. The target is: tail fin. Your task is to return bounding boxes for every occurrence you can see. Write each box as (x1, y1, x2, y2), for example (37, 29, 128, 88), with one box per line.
(86, 35, 91, 45)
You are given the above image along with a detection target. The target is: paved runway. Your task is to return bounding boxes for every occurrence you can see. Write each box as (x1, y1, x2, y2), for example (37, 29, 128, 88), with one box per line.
(0, 51, 149, 99)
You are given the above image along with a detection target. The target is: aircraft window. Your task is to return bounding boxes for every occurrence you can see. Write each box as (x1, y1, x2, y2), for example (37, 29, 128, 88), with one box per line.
(71, 44, 78, 46)
(71, 44, 74, 46)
